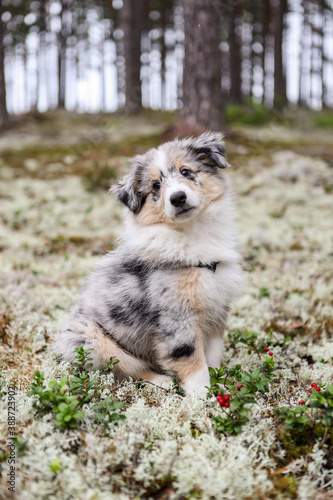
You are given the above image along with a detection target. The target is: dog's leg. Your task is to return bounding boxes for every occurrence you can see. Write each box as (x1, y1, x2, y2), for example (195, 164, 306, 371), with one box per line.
(159, 337, 210, 396)
(140, 371, 173, 389)
(55, 320, 148, 379)
(205, 335, 224, 369)
(55, 320, 174, 386)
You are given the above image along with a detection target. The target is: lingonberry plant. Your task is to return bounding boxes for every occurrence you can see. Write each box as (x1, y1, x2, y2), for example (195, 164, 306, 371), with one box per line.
(207, 364, 243, 398)
(208, 343, 275, 435)
(309, 384, 333, 426)
(28, 348, 125, 431)
(101, 356, 121, 372)
(207, 329, 319, 437)
(213, 387, 256, 435)
(274, 406, 311, 434)
(0, 367, 7, 398)
(70, 346, 94, 375)
(227, 329, 290, 359)
(54, 398, 85, 430)
(260, 354, 276, 378)
(273, 383, 333, 462)
(28, 373, 71, 418)
(92, 397, 125, 428)
(228, 329, 290, 357)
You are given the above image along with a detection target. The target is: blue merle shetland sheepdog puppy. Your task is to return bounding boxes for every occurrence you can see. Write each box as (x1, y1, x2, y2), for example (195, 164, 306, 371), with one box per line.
(54, 132, 242, 395)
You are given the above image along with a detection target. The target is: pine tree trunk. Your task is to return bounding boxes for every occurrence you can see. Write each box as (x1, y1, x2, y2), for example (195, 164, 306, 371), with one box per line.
(273, 0, 287, 109)
(320, 0, 327, 107)
(299, 0, 312, 107)
(38, 0, 48, 110)
(100, 22, 106, 111)
(298, 3, 305, 106)
(262, 0, 270, 105)
(0, 0, 9, 128)
(160, 6, 167, 110)
(58, 0, 69, 109)
(309, 1, 315, 107)
(120, 0, 143, 113)
(180, 0, 225, 131)
(228, 2, 242, 104)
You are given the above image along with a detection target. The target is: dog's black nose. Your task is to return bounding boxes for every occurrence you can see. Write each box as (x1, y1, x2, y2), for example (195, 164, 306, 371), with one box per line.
(170, 191, 187, 207)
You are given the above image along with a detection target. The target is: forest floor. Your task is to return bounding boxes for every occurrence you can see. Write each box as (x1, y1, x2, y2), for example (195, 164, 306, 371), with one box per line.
(0, 109, 333, 500)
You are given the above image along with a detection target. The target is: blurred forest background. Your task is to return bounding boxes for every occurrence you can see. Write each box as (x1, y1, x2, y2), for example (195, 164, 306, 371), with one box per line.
(0, 0, 333, 131)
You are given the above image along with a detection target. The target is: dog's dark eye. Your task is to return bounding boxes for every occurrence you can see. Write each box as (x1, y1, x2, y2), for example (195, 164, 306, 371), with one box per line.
(180, 168, 191, 177)
(152, 181, 161, 191)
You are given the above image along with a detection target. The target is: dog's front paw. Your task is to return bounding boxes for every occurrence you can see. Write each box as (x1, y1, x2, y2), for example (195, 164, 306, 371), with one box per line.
(146, 373, 174, 389)
(182, 367, 210, 396)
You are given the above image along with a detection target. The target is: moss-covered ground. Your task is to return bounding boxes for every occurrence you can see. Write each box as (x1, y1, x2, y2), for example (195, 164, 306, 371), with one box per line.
(0, 109, 333, 499)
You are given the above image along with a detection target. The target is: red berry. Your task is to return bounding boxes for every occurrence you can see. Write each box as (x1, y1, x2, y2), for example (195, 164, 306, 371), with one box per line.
(237, 384, 244, 390)
(224, 402, 230, 408)
(309, 388, 313, 392)
(223, 395, 230, 401)
(298, 400, 305, 405)
(311, 382, 317, 388)
(264, 347, 270, 352)
(269, 352, 273, 356)
(315, 387, 321, 392)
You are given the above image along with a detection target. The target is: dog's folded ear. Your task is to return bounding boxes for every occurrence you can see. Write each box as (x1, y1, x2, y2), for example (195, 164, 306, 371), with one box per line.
(110, 170, 145, 213)
(189, 131, 229, 169)
(110, 173, 139, 213)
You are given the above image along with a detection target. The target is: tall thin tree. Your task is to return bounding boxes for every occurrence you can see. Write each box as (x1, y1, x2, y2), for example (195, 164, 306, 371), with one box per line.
(58, 0, 72, 109)
(180, 0, 224, 131)
(120, 0, 143, 113)
(273, 0, 287, 109)
(261, 0, 271, 105)
(228, 1, 242, 104)
(0, 0, 9, 128)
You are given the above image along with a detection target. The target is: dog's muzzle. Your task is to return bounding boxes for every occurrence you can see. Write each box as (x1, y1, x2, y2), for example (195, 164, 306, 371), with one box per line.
(170, 191, 187, 208)
(169, 190, 195, 217)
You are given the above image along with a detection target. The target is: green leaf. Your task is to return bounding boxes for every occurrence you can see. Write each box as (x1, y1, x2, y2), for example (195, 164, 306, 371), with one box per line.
(57, 403, 67, 412)
(296, 416, 309, 424)
(74, 411, 84, 419)
(251, 369, 261, 378)
(49, 459, 62, 472)
(59, 377, 68, 388)
(230, 399, 241, 411)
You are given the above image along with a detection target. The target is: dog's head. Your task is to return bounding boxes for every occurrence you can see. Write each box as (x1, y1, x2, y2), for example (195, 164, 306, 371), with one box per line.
(110, 132, 229, 225)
